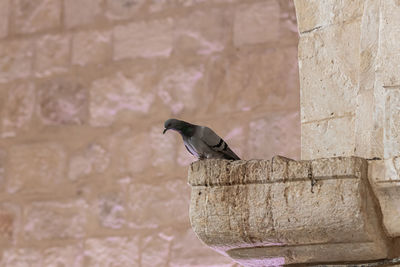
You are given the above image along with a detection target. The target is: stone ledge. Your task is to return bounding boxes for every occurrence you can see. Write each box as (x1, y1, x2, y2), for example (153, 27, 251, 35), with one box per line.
(188, 156, 394, 266)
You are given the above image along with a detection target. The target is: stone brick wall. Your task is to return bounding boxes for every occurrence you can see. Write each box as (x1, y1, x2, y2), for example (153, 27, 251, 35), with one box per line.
(0, 0, 299, 266)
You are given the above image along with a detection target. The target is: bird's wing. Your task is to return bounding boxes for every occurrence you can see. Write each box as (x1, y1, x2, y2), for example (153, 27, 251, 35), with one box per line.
(198, 126, 240, 160)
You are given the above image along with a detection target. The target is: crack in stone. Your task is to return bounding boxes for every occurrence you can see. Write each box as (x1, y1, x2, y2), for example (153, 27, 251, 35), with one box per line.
(308, 164, 317, 193)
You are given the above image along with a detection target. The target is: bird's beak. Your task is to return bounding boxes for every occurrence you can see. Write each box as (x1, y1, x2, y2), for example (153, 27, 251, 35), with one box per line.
(163, 128, 168, 134)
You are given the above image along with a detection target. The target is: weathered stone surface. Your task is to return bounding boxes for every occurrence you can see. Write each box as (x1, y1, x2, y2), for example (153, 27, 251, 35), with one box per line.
(377, 0, 400, 86)
(369, 159, 400, 237)
(1, 83, 35, 138)
(97, 191, 126, 229)
(384, 89, 400, 158)
(233, 1, 279, 46)
(105, 0, 145, 20)
(34, 34, 70, 77)
(89, 72, 154, 126)
(13, 0, 61, 33)
(0, 40, 33, 83)
(174, 9, 232, 55)
(0, 0, 9, 38)
(64, 0, 102, 28)
(296, 0, 400, 252)
(299, 20, 361, 122)
(113, 19, 173, 60)
(0, 249, 42, 267)
(83, 237, 139, 266)
(43, 244, 83, 266)
(72, 30, 111, 66)
(37, 78, 88, 125)
(68, 143, 110, 180)
(301, 116, 355, 160)
(23, 200, 87, 241)
(141, 234, 171, 267)
(7, 143, 66, 194)
(127, 179, 189, 228)
(294, 0, 364, 33)
(355, 0, 381, 159)
(189, 158, 389, 266)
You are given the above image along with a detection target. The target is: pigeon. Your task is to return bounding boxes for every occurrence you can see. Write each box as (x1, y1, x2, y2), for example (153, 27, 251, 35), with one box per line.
(163, 118, 240, 160)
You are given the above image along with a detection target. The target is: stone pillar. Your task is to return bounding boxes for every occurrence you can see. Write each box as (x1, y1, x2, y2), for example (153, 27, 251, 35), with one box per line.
(295, 0, 400, 161)
(295, 0, 400, 239)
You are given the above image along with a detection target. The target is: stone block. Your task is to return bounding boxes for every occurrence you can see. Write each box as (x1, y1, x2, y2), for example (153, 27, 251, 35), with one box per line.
(109, 128, 152, 175)
(127, 179, 189, 228)
(0, 40, 33, 83)
(64, 0, 102, 28)
(233, 1, 279, 46)
(113, 19, 173, 60)
(83, 237, 139, 266)
(156, 63, 206, 116)
(211, 47, 299, 114)
(34, 34, 70, 77)
(188, 158, 389, 266)
(377, 0, 400, 86)
(301, 116, 355, 160)
(0, 249, 42, 267)
(72, 30, 111, 66)
(37, 78, 88, 125)
(7, 143, 66, 194)
(96, 191, 126, 229)
(43, 244, 83, 266)
(299, 20, 361, 122)
(105, 0, 145, 20)
(68, 143, 110, 180)
(89, 72, 154, 126)
(13, 0, 61, 34)
(1, 82, 35, 138)
(174, 9, 232, 55)
(141, 234, 171, 267)
(23, 200, 87, 241)
(0, 0, 9, 38)
(294, 0, 364, 33)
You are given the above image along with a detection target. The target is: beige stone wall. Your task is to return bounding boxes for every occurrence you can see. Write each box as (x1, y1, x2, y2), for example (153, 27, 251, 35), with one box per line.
(0, 0, 299, 266)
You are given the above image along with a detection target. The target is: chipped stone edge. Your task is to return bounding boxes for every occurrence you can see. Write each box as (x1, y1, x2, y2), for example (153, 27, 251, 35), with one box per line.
(188, 156, 366, 187)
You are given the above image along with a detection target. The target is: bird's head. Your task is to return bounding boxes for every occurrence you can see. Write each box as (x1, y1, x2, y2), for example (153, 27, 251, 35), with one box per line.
(163, 118, 194, 136)
(163, 118, 181, 134)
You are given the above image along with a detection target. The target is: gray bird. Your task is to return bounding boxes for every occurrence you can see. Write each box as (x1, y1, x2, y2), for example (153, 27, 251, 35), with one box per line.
(163, 118, 240, 160)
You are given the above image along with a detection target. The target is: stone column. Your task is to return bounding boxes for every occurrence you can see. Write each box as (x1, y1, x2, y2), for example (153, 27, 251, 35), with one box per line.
(295, 0, 400, 238)
(295, 0, 400, 160)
